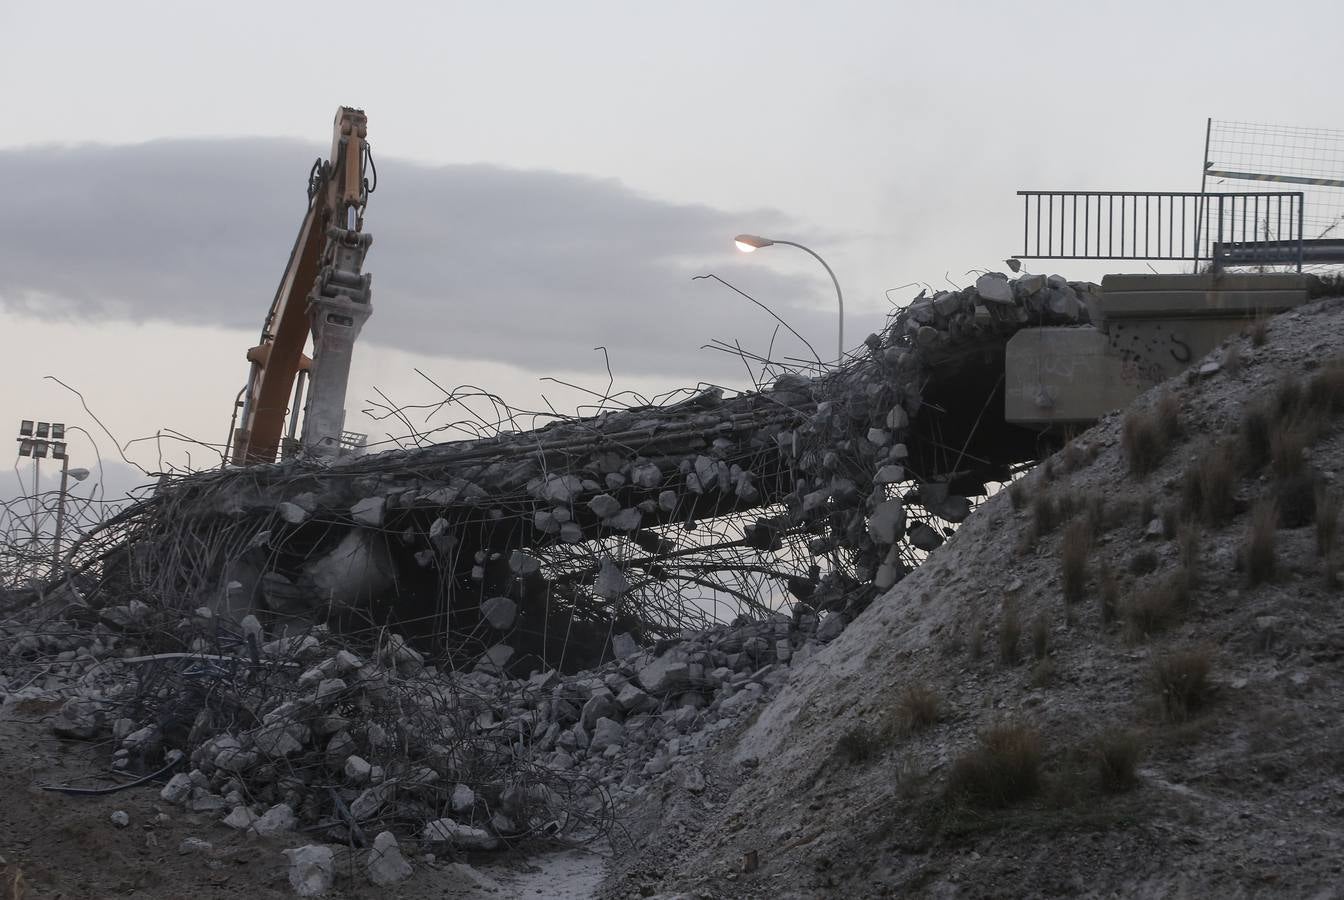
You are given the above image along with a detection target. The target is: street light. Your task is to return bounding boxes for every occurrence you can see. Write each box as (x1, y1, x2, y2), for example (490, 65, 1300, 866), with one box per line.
(734, 234, 845, 366)
(53, 464, 90, 577)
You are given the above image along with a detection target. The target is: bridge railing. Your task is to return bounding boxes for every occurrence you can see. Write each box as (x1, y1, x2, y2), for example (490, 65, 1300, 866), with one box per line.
(1016, 190, 1305, 272)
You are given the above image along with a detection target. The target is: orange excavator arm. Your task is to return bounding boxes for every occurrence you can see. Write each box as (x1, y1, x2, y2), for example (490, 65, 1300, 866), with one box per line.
(229, 106, 373, 465)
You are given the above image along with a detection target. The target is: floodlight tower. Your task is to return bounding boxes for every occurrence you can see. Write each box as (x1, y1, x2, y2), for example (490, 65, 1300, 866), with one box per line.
(15, 420, 88, 577)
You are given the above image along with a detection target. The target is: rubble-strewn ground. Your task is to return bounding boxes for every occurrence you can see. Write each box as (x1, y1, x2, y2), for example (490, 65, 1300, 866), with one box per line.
(0, 564, 825, 896)
(4, 296, 1343, 900)
(599, 297, 1344, 899)
(0, 709, 609, 898)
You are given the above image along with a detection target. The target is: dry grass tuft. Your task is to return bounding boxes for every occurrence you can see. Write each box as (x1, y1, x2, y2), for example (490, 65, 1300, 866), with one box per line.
(1030, 656, 1056, 688)
(1270, 421, 1310, 480)
(946, 722, 1043, 808)
(1123, 569, 1190, 640)
(1239, 405, 1273, 473)
(1249, 316, 1268, 347)
(1032, 492, 1059, 537)
(1307, 357, 1344, 416)
(1099, 562, 1119, 626)
(893, 684, 941, 736)
(1317, 485, 1341, 558)
(1160, 504, 1178, 539)
(1060, 519, 1090, 606)
(1129, 549, 1158, 576)
(1149, 647, 1215, 722)
(3, 866, 27, 900)
(1244, 498, 1278, 587)
(1122, 407, 1173, 477)
(1181, 442, 1239, 526)
(968, 616, 986, 661)
(1007, 478, 1027, 510)
(1000, 602, 1022, 666)
(1060, 441, 1086, 474)
(1092, 728, 1143, 793)
(1031, 613, 1049, 661)
(1155, 392, 1183, 442)
(1273, 375, 1306, 422)
(1177, 522, 1201, 583)
(1275, 473, 1318, 529)
(1056, 488, 1082, 523)
(1019, 490, 1063, 555)
(1086, 492, 1108, 533)
(836, 724, 883, 764)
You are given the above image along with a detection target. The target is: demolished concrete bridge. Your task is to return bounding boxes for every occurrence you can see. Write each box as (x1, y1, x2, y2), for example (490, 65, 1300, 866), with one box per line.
(68, 273, 1100, 673)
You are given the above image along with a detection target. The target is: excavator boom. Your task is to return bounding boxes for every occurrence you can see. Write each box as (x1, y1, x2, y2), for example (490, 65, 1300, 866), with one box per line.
(229, 106, 373, 465)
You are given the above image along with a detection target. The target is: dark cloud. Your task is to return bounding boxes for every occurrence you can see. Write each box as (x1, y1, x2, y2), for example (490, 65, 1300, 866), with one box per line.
(1, 139, 835, 377)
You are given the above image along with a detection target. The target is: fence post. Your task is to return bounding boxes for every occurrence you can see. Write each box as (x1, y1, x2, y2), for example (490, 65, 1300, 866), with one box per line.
(1296, 195, 1304, 273)
(1214, 195, 1225, 271)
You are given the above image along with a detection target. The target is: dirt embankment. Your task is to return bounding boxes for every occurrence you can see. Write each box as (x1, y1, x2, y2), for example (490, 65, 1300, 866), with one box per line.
(604, 297, 1344, 900)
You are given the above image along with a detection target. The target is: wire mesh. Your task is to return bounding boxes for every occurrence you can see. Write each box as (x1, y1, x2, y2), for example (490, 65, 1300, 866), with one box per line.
(1205, 119, 1344, 258)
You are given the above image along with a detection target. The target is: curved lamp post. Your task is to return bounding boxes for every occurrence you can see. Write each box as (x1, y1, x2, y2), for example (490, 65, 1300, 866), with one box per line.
(53, 464, 89, 577)
(734, 234, 844, 366)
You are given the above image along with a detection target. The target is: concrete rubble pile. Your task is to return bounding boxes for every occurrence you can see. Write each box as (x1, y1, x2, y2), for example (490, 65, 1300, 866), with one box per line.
(55, 273, 1094, 678)
(0, 590, 844, 863)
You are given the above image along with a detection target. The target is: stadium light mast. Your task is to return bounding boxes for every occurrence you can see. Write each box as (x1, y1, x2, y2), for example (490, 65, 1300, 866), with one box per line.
(15, 420, 86, 578)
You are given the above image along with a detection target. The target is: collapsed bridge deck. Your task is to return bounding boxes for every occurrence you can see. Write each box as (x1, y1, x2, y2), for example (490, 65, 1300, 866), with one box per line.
(67, 274, 1097, 672)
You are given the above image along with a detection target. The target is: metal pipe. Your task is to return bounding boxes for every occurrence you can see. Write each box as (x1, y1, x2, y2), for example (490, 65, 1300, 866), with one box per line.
(30, 456, 40, 548)
(1297, 198, 1305, 272)
(766, 240, 844, 366)
(288, 369, 308, 443)
(223, 384, 246, 469)
(52, 455, 69, 577)
(1195, 117, 1212, 272)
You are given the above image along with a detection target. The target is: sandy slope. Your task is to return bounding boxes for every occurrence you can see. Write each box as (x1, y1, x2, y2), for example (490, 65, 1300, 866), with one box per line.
(603, 297, 1344, 899)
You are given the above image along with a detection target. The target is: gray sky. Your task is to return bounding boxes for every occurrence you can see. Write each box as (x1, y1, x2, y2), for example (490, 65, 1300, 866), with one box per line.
(3, 0, 1342, 496)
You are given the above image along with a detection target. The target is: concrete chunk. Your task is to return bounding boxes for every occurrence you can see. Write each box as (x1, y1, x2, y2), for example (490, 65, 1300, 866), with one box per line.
(223, 806, 258, 830)
(617, 683, 656, 714)
(350, 496, 386, 527)
(603, 508, 642, 531)
(594, 558, 630, 599)
(587, 494, 621, 518)
(867, 500, 907, 545)
(637, 647, 691, 693)
(283, 844, 335, 897)
(422, 818, 499, 851)
(160, 772, 193, 803)
(367, 831, 413, 885)
(611, 632, 639, 659)
(451, 783, 475, 814)
(277, 502, 309, 525)
(253, 802, 298, 835)
(480, 596, 517, 630)
(589, 717, 625, 752)
(580, 690, 619, 730)
(975, 272, 1014, 304)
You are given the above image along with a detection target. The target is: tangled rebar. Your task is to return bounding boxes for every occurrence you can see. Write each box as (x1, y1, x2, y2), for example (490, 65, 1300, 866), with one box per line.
(1, 274, 1097, 854)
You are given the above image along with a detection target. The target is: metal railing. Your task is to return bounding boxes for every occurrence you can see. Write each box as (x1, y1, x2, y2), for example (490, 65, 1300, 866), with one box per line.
(1017, 191, 1305, 271)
